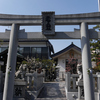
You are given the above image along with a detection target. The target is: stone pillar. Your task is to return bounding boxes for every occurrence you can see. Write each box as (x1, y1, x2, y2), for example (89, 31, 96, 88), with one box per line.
(65, 72, 70, 92)
(3, 24, 19, 100)
(81, 22, 95, 100)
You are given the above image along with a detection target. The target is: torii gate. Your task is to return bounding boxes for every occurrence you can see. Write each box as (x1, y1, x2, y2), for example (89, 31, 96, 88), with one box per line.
(1, 12, 100, 100)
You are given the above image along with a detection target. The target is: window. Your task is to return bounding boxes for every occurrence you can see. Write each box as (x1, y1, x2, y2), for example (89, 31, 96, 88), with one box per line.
(32, 48, 36, 53)
(24, 47, 30, 53)
(18, 47, 49, 59)
(31, 48, 36, 57)
(36, 48, 41, 58)
(41, 47, 48, 59)
(24, 47, 30, 57)
(18, 47, 31, 57)
(31, 47, 41, 58)
(37, 48, 41, 53)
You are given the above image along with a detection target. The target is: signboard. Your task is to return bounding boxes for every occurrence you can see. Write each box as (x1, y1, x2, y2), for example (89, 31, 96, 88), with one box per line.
(42, 12, 55, 35)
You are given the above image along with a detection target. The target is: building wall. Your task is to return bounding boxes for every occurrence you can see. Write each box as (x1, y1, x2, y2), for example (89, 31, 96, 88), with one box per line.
(0, 42, 50, 59)
(56, 49, 82, 72)
(18, 42, 47, 47)
(55, 49, 82, 80)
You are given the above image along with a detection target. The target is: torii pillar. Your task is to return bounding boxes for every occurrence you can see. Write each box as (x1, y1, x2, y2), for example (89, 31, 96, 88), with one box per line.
(81, 22, 95, 100)
(3, 24, 19, 100)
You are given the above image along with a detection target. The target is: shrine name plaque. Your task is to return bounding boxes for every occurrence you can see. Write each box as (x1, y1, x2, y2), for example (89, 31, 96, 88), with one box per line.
(42, 12, 55, 35)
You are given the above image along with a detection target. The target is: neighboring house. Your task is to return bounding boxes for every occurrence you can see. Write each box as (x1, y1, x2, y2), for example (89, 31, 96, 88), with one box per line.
(0, 29, 54, 72)
(0, 29, 54, 59)
(51, 42, 82, 80)
(0, 49, 24, 72)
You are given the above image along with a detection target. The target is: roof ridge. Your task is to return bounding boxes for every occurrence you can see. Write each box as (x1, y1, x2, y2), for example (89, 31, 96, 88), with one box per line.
(51, 43, 81, 58)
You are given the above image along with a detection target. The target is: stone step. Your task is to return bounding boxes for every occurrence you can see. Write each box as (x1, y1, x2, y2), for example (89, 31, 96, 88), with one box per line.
(35, 98, 67, 100)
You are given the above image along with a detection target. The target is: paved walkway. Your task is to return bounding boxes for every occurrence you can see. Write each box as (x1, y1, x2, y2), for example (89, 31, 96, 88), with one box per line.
(36, 81, 67, 100)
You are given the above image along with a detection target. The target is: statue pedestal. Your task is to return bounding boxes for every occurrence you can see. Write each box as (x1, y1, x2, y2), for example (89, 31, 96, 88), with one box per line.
(13, 79, 26, 100)
(76, 80, 83, 86)
(76, 80, 84, 100)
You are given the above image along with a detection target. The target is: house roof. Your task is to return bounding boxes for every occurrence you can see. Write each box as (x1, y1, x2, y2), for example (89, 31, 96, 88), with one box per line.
(51, 42, 81, 59)
(1, 29, 54, 54)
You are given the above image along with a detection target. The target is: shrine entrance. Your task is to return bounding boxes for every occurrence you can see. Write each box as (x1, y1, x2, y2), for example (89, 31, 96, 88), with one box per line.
(0, 12, 100, 100)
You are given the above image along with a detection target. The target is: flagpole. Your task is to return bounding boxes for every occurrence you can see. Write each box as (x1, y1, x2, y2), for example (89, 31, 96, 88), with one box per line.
(98, 0, 100, 11)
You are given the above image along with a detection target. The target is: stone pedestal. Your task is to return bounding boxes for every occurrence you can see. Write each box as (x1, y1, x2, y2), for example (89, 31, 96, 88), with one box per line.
(13, 79, 26, 100)
(76, 80, 84, 100)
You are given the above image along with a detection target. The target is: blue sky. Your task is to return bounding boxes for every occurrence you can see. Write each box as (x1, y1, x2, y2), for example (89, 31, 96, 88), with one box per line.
(0, 0, 99, 53)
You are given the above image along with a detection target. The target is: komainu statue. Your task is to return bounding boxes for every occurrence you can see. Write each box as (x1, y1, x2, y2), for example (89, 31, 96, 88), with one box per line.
(15, 64, 27, 79)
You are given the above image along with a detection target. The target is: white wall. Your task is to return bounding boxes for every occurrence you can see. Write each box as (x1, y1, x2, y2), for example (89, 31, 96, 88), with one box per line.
(56, 49, 82, 73)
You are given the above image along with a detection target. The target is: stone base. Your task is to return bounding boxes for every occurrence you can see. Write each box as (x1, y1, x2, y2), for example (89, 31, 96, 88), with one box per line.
(76, 99, 84, 100)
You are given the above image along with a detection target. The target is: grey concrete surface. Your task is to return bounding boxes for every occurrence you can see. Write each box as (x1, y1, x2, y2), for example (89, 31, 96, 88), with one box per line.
(36, 82, 66, 100)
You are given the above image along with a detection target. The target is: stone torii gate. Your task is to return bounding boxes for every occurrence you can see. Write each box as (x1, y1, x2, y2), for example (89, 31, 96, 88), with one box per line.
(1, 12, 100, 100)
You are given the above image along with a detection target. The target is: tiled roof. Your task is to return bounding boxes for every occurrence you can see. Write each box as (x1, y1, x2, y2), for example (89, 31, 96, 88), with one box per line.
(51, 43, 81, 58)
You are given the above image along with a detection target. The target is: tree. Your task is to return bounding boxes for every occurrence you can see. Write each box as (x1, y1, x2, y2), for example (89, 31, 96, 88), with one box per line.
(66, 57, 78, 74)
(21, 57, 56, 80)
(22, 57, 42, 72)
(90, 39, 100, 65)
(42, 59, 56, 81)
(90, 25, 100, 72)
